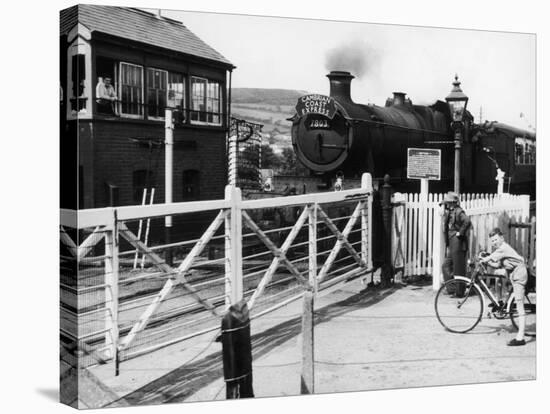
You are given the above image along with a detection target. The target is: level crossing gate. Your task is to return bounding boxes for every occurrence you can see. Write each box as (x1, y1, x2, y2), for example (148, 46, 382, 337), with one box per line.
(60, 173, 374, 368)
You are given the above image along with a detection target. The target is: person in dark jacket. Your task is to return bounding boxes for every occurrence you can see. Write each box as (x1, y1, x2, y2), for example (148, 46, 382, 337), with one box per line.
(441, 191, 471, 294)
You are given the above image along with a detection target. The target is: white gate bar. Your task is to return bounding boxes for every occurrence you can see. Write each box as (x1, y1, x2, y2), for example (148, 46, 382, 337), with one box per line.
(246, 206, 310, 310)
(118, 223, 220, 314)
(309, 203, 318, 292)
(60, 226, 78, 257)
(316, 204, 363, 283)
(242, 211, 309, 287)
(242, 188, 370, 210)
(78, 226, 104, 260)
(117, 224, 220, 351)
(177, 210, 225, 273)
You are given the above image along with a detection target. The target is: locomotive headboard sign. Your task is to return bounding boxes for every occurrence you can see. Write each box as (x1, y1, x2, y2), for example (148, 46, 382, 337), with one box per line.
(407, 148, 441, 180)
(295, 94, 337, 119)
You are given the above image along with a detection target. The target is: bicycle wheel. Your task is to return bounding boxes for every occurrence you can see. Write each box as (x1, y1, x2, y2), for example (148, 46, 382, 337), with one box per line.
(508, 292, 536, 337)
(435, 279, 484, 333)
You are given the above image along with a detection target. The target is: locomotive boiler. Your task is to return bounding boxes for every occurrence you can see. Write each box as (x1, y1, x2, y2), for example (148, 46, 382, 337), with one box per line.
(291, 71, 457, 192)
(290, 71, 536, 197)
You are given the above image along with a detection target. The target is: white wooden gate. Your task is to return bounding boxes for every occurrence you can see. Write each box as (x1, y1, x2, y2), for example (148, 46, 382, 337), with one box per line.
(60, 173, 374, 366)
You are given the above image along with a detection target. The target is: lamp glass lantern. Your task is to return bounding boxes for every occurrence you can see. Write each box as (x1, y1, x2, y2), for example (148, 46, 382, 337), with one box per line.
(445, 75, 469, 122)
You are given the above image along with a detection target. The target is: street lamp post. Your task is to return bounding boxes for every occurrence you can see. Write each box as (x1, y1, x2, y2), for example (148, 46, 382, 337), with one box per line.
(445, 75, 469, 194)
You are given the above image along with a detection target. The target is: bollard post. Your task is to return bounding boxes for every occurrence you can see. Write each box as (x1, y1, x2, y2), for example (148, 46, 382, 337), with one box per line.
(220, 299, 254, 399)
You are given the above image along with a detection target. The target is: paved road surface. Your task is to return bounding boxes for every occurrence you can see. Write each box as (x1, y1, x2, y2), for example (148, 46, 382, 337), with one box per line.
(83, 278, 535, 408)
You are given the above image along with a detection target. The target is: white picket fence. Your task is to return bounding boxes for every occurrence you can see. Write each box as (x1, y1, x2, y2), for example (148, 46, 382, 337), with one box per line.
(391, 192, 531, 290)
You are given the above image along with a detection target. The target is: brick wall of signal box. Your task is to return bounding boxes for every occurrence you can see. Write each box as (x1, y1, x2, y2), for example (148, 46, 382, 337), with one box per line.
(78, 119, 228, 208)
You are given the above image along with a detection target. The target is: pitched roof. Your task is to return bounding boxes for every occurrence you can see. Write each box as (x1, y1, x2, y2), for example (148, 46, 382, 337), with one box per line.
(60, 5, 234, 68)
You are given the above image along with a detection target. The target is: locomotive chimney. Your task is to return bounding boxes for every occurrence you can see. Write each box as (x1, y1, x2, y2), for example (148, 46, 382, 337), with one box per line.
(327, 71, 354, 103)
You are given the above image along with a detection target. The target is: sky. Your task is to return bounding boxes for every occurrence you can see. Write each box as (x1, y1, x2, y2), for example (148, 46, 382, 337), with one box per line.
(149, 7, 536, 131)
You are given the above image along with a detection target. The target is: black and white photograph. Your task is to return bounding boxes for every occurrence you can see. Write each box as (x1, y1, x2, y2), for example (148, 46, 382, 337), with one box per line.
(3, 1, 547, 413)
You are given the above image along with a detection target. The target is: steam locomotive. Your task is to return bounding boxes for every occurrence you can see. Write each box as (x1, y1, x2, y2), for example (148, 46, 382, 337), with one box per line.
(290, 71, 536, 198)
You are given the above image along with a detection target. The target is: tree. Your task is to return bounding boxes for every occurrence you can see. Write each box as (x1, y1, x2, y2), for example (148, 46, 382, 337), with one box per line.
(280, 146, 309, 175)
(260, 144, 283, 171)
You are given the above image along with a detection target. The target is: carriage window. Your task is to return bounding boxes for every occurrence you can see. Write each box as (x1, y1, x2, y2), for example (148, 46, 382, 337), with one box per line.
(515, 137, 536, 165)
(191, 77, 222, 125)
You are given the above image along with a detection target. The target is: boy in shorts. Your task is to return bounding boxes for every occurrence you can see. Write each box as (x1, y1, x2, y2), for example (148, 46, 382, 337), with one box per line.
(480, 228, 528, 346)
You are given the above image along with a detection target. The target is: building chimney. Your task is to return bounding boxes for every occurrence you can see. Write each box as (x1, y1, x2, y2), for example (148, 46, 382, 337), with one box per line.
(327, 71, 354, 103)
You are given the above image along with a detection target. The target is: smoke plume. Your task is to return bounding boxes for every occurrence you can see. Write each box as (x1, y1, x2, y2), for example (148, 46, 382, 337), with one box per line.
(324, 40, 379, 79)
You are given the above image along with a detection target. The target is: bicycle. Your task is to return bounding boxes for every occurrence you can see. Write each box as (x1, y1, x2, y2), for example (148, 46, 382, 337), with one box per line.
(434, 252, 536, 334)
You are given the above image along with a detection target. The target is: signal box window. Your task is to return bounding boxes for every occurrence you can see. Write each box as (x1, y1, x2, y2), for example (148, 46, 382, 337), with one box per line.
(120, 62, 144, 117)
(182, 170, 200, 201)
(191, 77, 222, 125)
(70, 54, 87, 112)
(146, 70, 186, 121)
(147, 68, 167, 119)
(168, 72, 186, 121)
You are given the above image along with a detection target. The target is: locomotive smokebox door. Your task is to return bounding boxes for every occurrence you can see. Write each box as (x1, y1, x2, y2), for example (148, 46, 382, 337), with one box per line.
(292, 94, 351, 172)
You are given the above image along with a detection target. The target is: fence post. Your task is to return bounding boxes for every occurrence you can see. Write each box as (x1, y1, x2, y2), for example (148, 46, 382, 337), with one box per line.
(301, 288, 314, 394)
(104, 210, 119, 363)
(225, 185, 243, 307)
(301, 203, 317, 394)
(381, 174, 393, 286)
(520, 195, 530, 219)
(391, 192, 406, 281)
(361, 173, 373, 271)
(432, 198, 444, 291)
(419, 179, 428, 274)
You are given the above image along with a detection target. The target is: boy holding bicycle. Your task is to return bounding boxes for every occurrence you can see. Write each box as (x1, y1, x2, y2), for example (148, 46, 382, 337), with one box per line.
(480, 228, 528, 346)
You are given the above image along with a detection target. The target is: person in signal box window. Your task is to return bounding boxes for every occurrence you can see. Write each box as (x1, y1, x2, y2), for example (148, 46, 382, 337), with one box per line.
(96, 76, 118, 116)
(441, 191, 471, 296)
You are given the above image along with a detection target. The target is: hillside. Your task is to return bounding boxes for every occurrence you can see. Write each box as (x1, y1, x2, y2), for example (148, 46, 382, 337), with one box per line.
(232, 88, 309, 105)
(230, 88, 310, 142)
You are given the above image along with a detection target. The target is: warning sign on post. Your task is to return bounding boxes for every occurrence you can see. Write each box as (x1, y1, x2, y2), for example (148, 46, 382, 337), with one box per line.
(407, 148, 441, 180)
